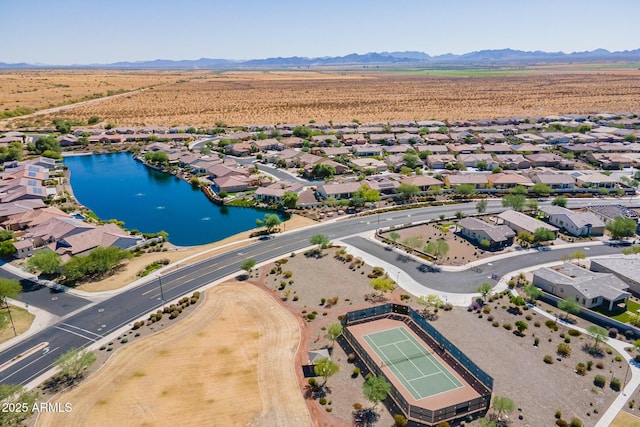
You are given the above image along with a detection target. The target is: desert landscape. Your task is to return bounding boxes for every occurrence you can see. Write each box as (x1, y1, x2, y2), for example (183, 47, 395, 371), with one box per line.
(3, 68, 640, 128)
(36, 281, 311, 427)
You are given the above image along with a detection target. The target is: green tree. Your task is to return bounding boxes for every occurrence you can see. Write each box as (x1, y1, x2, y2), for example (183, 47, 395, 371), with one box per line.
(354, 185, 380, 203)
(144, 151, 169, 165)
(42, 149, 62, 160)
(256, 213, 281, 234)
(54, 348, 96, 382)
(88, 115, 101, 125)
(476, 199, 488, 214)
(533, 227, 555, 243)
(517, 231, 534, 244)
(529, 183, 552, 196)
(425, 239, 449, 258)
(526, 198, 539, 212)
(515, 320, 529, 335)
(370, 275, 396, 292)
(325, 322, 343, 347)
(477, 283, 492, 302)
(455, 184, 476, 196)
(492, 396, 515, 419)
(314, 357, 339, 386)
(606, 216, 637, 240)
(551, 196, 568, 207)
(0, 384, 38, 427)
(310, 234, 331, 249)
(403, 152, 421, 169)
(476, 160, 488, 171)
(33, 135, 61, 154)
(416, 294, 443, 318)
(292, 126, 312, 139)
(502, 194, 526, 212)
(393, 414, 408, 427)
(27, 249, 62, 275)
(389, 232, 400, 243)
(508, 185, 528, 195)
(311, 163, 336, 179)
(587, 325, 608, 351)
(523, 284, 542, 302)
(558, 297, 581, 321)
(52, 118, 72, 134)
(281, 191, 298, 209)
(241, 258, 256, 274)
(396, 183, 420, 200)
(362, 375, 391, 407)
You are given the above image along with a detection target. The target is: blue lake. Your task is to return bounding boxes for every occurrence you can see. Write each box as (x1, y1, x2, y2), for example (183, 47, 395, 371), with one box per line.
(64, 152, 283, 246)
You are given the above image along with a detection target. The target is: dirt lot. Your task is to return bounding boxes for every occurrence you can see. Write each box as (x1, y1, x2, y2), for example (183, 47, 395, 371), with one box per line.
(4, 69, 640, 127)
(36, 282, 310, 427)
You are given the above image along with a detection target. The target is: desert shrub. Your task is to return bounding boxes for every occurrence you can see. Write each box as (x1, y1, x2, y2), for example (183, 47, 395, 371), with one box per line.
(170, 310, 180, 319)
(606, 347, 613, 355)
(308, 378, 317, 386)
(614, 355, 623, 362)
(557, 343, 571, 358)
(610, 377, 621, 391)
(570, 418, 583, 427)
(325, 407, 332, 412)
(492, 321, 500, 327)
(545, 320, 559, 331)
(525, 314, 533, 321)
(587, 360, 593, 370)
(593, 375, 606, 388)
(306, 313, 316, 321)
(503, 323, 512, 330)
(275, 258, 288, 265)
(353, 403, 363, 410)
(482, 306, 491, 314)
(576, 363, 587, 375)
(596, 361, 604, 369)
(564, 337, 571, 343)
(190, 297, 198, 304)
(400, 294, 411, 301)
(544, 355, 554, 364)
(487, 315, 494, 321)
(608, 328, 618, 338)
(534, 337, 540, 346)
(534, 321, 541, 327)
(555, 411, 562, 419)
(348, 353, 356, 362)
(283, 271, 293, 278)
(318, 397, 327, 405)
(120, 337, 128, 344)
(352, 368, 360, 377)
(568, 329, 581, 337)
(556, 420, 569, 427)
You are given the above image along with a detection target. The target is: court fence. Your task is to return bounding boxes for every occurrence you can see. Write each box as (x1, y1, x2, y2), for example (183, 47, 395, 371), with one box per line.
(342, 304, 492, 426)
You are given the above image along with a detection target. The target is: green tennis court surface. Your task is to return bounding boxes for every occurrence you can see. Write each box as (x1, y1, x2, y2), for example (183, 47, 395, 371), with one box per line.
(363, 327, 463, 400)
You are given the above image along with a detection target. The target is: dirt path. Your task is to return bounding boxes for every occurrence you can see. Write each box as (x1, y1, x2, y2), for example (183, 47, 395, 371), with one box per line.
(37, 282, 311, 427)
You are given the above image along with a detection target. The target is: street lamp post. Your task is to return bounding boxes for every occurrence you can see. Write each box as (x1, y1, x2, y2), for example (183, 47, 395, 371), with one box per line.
(158, 275, 165, 309)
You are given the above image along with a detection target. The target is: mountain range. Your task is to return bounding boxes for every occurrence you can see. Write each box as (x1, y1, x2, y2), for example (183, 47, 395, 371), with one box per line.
(2, 48, 640, 69)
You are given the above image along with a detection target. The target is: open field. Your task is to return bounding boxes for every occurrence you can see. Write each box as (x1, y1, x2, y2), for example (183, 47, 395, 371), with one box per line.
(36, 281, 311, 427)
(0, 305, 34, 344)
(3, 68, 640, 127)
(611, 410, 640, 427)
(0, 70, 195, 118)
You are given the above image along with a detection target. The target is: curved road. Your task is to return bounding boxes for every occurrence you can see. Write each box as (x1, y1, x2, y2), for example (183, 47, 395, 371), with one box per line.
(0, 198, 636, 386)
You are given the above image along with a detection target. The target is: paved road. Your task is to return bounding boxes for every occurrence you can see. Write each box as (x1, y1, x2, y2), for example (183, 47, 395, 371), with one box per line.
(343, 236, 623, 293)
(0, 198, 636, 386)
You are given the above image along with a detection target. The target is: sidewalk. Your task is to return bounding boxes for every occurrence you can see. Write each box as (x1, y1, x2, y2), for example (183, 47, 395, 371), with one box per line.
(0, 299, 60, 353)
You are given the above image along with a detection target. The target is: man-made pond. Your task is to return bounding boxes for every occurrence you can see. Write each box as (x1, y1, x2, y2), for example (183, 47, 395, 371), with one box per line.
(64, 153, 282, 246)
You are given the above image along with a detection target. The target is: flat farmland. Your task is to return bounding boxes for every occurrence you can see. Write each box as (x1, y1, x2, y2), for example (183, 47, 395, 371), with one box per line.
(4, 68, 640, 127)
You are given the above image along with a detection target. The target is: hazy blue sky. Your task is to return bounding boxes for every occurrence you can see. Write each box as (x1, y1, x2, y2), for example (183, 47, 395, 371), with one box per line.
(3, 0, 639, 64)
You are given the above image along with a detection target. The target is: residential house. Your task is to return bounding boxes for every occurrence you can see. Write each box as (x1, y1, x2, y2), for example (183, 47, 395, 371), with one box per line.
(280, 137, 304, 148)
(446, 143, 480, 154)
(477, 133, 506, 143)
(525, 153, 574, 169)
(576, 173, 618, 189)
(365, 176, 400, 194)
(311, 134, 339, 146)
(458, 153, 498, 170)
(457, 217, 515, 249)
(303, 159, 349, 176)
(342, 134, 367, 145)
(252, 138, 283, 152)
(395, 133, 424, 144)
(316, 182, 364, 200)
(532, 264, 630, 311)
(512, 143, 546, 154)
(513, 134, 545, 144)
(427, 154, 458, 169)
(254, 182, 305, 205)
(540, 206, 605, 236)
(353, 144, 383, 157)
(88, 134, 124, 144)
(585, 153, 634, 169)
(530, 172, 576, 190)
(481, 143, 514, 154)
(486, 172, 533, 189)
(590, 255, 640, 295)
(423, 133, 451, 144)
(444, 174, 488, 189)
(497, 209, 558, 236)
(494, 154, 531, 170)
(350, 158, 387, 172)
(3, 206, 69, 231)
(212, 175, 255, 193)
(540, 132, 570, 144)
(400, 175, 443, 192)
(228, 142, 254, 156)
(368, 134, 396, 145)
(415, 144, 449, 154)
(586, 204, 640, 225)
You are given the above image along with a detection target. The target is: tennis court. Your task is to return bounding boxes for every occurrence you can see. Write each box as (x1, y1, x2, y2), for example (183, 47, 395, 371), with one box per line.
(363, 327, 463, 400)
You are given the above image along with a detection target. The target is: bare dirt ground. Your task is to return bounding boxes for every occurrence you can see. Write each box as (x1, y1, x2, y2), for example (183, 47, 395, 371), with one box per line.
(4, 69, 640, 128)
(36, 282, 311, 427)
(73, 214, 316, 292)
